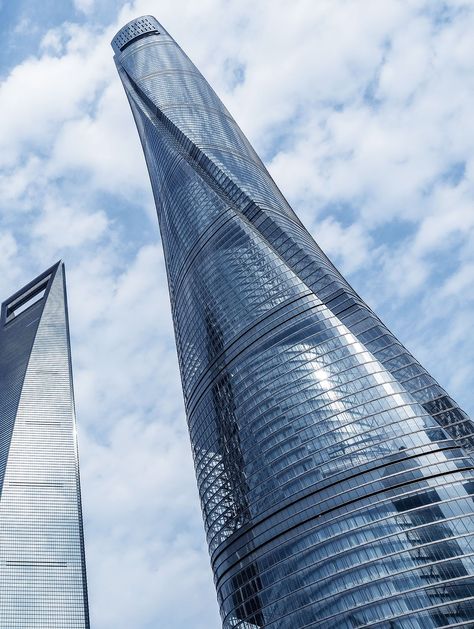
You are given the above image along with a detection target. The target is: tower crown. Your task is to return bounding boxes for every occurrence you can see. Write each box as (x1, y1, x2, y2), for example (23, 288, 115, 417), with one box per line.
(111, 15, 161, 54)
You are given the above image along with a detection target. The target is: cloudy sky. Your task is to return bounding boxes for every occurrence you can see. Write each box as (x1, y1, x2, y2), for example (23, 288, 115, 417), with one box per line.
(1, 0, 473, 627)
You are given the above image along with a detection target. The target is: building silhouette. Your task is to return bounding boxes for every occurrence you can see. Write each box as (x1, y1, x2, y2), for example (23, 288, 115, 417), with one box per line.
(0, 262, 89, 628)
(113, 16, 474, 628)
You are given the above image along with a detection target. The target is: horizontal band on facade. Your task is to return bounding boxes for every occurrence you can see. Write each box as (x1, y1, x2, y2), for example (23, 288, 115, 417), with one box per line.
(212, 451, 473, 582)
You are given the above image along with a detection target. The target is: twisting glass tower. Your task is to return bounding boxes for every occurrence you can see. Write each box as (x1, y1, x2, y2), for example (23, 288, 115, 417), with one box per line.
(113, 16, 474, 628)
(0, 262, 89, 628)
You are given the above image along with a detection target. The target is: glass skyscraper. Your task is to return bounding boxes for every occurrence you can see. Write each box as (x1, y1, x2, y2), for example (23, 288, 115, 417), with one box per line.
(113, 16, 474, 628)
(0, 262, 89, 628)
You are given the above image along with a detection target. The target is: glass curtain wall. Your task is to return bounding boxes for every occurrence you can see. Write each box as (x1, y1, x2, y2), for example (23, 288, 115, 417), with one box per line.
(113, 17, 474, 628)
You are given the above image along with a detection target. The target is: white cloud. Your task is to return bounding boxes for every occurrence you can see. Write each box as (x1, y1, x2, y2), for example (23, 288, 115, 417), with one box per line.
(313, 217, 374, 275)
(0, 231, 19, 287)
(33, 199, 109, 250)
(74, 0, 96, 15)
(82, 416, 214, 629)
(440, 262, 474, 297)
(0, 41, 106, 168)
(50, 80, 150, 197)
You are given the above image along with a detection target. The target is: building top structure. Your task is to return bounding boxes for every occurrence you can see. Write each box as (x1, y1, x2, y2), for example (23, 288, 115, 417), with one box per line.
(111, 15, 162, 54)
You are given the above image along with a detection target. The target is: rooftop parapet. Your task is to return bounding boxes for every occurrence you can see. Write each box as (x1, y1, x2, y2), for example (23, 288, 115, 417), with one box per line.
(111, 15, 162, 54)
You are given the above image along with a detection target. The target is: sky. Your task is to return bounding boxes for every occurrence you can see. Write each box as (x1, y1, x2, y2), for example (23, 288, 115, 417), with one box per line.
(0, 0, 473, 627)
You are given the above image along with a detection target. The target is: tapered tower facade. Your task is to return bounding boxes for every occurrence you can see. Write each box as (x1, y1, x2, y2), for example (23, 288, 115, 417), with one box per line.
(113, 16, 474, 628)
(0, 263, 89, 628)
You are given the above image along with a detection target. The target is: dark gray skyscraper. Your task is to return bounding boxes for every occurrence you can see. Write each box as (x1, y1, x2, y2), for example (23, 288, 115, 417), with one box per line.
(113, 16, 474, 628)
(0, 262, 89, 628)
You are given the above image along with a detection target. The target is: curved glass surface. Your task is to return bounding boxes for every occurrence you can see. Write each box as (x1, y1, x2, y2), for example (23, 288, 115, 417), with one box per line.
(113, 16, 474, 628)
